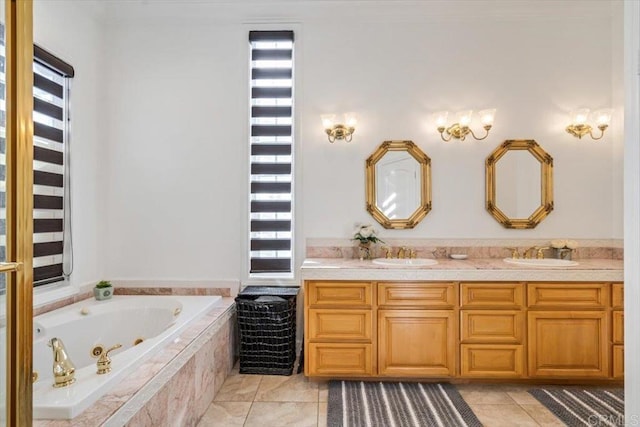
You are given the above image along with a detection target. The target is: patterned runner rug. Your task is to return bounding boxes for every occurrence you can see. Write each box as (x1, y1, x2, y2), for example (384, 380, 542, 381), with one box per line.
(328, 381, 482, 427)
(528, 388, 624, 426)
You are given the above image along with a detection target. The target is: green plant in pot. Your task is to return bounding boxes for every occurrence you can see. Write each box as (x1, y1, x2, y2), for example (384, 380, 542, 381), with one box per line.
(94, 280, 113, 301)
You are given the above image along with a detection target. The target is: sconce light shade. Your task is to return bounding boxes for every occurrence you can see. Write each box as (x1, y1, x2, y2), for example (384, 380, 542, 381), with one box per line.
(322, 112, 356, 143)
(566, 108, 612, 140)
(594, 108, 613, 127)
(479, 109, 497, 126)
(321, 114, 336, 130)
(436, 108, 496, 142)
(433, 111, 449, 129)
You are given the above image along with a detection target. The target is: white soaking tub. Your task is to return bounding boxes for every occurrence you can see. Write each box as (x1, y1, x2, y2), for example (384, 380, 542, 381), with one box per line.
(32, 295, 221, 419)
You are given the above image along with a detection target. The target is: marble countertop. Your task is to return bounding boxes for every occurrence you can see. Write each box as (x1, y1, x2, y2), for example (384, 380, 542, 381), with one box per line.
(300, 258, 623, 282)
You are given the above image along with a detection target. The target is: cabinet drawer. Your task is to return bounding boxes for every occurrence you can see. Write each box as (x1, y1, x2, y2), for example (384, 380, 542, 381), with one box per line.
(612, 311, 624, 344)
(613, 345, 624, 379)
(460, 310, 524, 344)
(378, 282, 455, 308)
(461, 344, 524, 378)
(612, 283, 623, 309)
(307, 343, 372, 377)
(528, 283, 608, 309)
(308, 309, 372, 341)
(461, 283, 524, 309)
(306, 281, 372, 307)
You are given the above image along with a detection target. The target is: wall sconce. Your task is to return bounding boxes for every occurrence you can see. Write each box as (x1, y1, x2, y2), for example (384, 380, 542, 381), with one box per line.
(565, 108, 613, 140)
(434, 109, 496, 142)
(321, 112, 357, 143)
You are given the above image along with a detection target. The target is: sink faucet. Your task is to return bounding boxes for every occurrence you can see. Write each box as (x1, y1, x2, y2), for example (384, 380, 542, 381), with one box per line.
(48, 337, 75, 387)
(523, 246, 538, 259)
(397, 247, 408, 259)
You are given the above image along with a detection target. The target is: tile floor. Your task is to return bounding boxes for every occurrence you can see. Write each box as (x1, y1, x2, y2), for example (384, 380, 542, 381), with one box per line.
(197, 364, 567, 427)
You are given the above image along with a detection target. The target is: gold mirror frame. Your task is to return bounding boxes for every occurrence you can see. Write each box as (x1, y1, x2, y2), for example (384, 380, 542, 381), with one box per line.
(486, 139, 554, 229)
(366, 140, 432, 229)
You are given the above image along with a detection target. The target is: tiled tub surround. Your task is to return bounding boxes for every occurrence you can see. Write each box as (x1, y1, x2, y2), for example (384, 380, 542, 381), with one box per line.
(34, 297, 236, 426)
(34, 286, 232, 317)
(306, 238, 624, 261)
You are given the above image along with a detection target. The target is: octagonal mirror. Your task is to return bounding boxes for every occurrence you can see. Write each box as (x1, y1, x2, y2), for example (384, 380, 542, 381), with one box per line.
(366, 140, 432, 229)
(486, 139, 553, 229)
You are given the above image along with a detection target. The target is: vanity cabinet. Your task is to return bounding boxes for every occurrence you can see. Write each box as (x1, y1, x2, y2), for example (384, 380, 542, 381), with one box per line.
(305, 281, 374, 377)
(303, 280, 623, 382)
(460, 283, 525, 378)
(527, 283, 609, 378)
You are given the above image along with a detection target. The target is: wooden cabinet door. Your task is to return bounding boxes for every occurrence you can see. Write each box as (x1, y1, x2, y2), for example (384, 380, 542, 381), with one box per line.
(528, 311, 608, 378)
(378, 310, 455, 377)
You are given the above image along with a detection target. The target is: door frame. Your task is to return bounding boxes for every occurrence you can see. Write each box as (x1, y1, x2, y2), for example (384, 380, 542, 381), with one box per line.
(5, 0, 34, 425)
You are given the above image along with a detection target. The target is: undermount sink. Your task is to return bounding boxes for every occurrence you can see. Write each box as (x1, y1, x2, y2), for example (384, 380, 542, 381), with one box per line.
(502, 258, 579, 267)
(372, 258, 438, 267)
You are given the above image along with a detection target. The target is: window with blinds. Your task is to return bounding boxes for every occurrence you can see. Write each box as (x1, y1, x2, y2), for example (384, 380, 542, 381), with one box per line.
(249, 30, 294, 275)
(32, 46, 73, 286)
(0, 35, 74, 293)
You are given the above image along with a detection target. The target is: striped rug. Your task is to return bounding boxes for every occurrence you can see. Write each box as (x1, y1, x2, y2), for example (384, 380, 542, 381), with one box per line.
(529, 388, 624, 427)
(328, 381, 482, 427)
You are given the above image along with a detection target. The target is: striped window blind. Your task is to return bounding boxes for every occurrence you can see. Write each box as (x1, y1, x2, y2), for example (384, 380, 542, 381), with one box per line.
(32, 46, 73, 286)
(249, 30, 294, 274)
(0, 33, 74, 293)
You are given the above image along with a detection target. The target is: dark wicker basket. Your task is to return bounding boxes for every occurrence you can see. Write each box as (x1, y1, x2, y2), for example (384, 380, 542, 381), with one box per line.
(235, 287, 298, 375)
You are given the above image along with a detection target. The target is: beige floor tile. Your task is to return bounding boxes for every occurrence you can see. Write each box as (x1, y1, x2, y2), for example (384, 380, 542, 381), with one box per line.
(520, 403, 566, 427)
(468, 404, 539, 427)
(254, 373, 319, 402)
(459, 389, 516, 405)
(197, 401, 252, 427)
(214, 374, 262, 402)
(318, 381, 328, 403)
(507, 390, 541, 405)
(244, 402, 318, 427)
(318, 402, 327, 427)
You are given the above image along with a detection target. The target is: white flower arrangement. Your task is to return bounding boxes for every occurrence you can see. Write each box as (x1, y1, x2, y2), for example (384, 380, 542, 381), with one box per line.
(352, 224, 384, 244)
(551, 239, 578, 250)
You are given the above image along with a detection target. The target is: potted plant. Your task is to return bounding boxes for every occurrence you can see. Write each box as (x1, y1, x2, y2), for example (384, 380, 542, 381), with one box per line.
(94, 280, 114, 300)
(352, 224, 385, 260)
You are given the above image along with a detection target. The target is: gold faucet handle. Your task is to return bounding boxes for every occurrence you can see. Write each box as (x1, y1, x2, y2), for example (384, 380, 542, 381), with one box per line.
(409, 249, 416, 259)
(92, 343, 122, 374)
(536, 247, 550, 259)
(506, 247, 520, 259)
(383, 247, 392, 259)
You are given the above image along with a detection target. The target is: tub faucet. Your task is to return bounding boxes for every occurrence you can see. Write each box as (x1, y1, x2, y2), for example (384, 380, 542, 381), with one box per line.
(48, 337, 76, 388)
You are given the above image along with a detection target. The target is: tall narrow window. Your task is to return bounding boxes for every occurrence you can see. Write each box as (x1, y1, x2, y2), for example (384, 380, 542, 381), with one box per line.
(0, 36, 74, 293)
(32, 46, 74, 286)
(249, 30, 294, 275)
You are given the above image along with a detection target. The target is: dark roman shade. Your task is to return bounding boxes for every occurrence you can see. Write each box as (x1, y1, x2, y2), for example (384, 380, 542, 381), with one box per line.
(249, 30, 294, 274)
(32, 46, 73, 286)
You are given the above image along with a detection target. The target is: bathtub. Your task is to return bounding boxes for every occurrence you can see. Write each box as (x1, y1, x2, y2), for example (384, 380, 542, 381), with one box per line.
(32, 295, 222, 419)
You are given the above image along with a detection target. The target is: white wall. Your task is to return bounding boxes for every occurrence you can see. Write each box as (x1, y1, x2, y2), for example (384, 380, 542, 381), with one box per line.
(99, 0, 622, 281)
(34, 1, 106, 289)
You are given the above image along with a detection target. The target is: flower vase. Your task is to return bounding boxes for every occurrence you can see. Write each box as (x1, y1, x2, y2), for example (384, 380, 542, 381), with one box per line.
(358, 242, 373, 260)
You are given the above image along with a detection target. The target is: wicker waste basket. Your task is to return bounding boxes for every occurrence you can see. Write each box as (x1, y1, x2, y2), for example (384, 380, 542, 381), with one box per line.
(235, 286, 299, 375)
